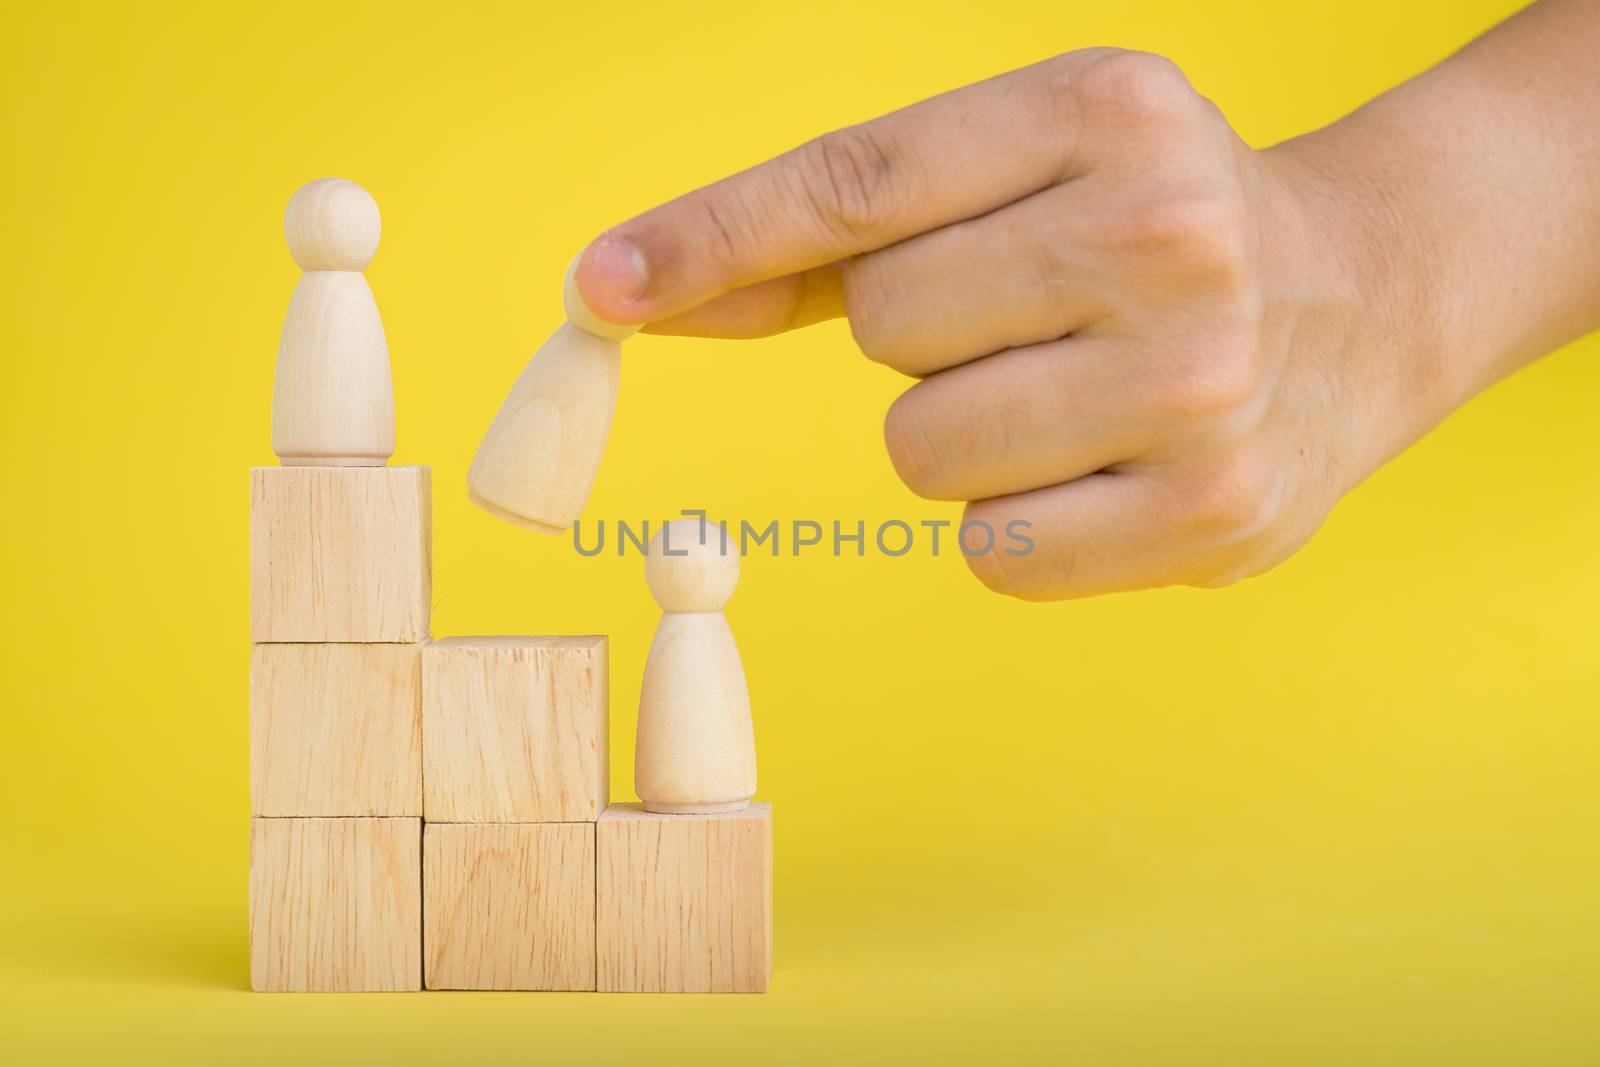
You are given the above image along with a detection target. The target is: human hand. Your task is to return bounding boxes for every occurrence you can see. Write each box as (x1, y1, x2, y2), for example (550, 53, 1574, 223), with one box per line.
(573, 49, 1434, 600)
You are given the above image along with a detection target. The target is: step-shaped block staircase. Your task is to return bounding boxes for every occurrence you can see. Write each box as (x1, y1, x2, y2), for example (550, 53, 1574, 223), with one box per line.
(247, 465, 772, 992)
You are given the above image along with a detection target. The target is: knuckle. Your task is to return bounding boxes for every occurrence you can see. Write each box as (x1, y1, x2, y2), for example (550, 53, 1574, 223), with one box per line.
(963, 544, 1024, 599)
(799, 125, 906, 240)
(1193, 535, 1290, 588)
(1149, 346, 1258, 423)
(1034, 51, 1093, 125)
(1174, 460, 1281, 543)
(961, 501, 1066, 602)
(960, 509, 1026, 597)
(1074, 49, 1194, 120)
(1193, 563, 1251, 590)
(882, 394, 949, 499)
(1110, 195, 1249, 271)
(1175, 201, 1251, 282)
(694, 191, 753, 274)
(1040, 46, 1123, 76)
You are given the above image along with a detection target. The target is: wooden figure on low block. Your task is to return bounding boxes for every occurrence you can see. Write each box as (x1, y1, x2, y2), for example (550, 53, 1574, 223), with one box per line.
(595, 517, 772, 993)
(636, 517, 757, 814)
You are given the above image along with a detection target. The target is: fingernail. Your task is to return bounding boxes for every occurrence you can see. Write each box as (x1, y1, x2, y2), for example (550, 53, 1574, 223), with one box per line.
(589, 235, 647, 303)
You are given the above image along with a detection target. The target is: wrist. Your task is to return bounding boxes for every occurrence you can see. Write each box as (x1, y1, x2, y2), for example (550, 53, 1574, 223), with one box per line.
(1256, 131, 1457, 480)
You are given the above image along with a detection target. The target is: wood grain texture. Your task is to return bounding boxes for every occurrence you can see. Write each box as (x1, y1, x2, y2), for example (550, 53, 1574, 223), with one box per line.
(466, 323, 620, 533)
(596, 802, 771, 993)
(273, 178, 394, 465)
(422, 637, 608, 822)
(423, 822, 596, 991)
(249, 817, 422, 992)
(250, 643, 422, 816)
(249, 465, 431, 642)
(637, 613, 756, 813)
(283, 176, 380, 272)
(273, 272, 394, 466)
(636, 519, 756, 814)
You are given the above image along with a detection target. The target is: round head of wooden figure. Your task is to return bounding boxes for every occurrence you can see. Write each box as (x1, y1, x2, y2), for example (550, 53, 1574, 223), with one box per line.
(645, 518, 740, 613)
(284, 177, 381, 271)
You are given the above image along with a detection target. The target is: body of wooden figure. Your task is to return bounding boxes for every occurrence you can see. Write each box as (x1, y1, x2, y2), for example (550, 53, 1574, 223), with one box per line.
(272, 177, 395, 466)
(466, 253, 638, 532)
(636, 519, 756, 814)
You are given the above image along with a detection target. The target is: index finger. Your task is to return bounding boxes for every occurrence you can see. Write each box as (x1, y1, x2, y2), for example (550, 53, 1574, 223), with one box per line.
(574, 50, 1117, 327)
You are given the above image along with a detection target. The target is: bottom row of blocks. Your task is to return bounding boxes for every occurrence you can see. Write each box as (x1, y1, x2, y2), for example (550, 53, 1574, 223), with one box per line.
(249, 805, 772, 993)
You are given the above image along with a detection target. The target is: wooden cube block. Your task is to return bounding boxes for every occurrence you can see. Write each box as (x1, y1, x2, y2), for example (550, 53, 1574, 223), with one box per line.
(422, 637, 607, 822)
(597, 803, 771, 993)
(250, 643, 422, 816)
(423, 822, 596, 991)
(249, 817, 422, 992)
(249, 465, 431, 642)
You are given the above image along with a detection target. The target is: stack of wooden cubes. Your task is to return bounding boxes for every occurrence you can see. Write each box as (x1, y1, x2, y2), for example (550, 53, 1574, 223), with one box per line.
(247, 465, 771, 993)
(421, 635, 608, 990)
(248, 465, 431, 992)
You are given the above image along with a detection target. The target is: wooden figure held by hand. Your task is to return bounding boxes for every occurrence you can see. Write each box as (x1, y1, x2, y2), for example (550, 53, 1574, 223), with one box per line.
(467, 255, 637, 532)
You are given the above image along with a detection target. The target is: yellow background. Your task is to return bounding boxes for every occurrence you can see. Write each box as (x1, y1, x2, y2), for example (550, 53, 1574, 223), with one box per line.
(3, 0, 1596, 1062)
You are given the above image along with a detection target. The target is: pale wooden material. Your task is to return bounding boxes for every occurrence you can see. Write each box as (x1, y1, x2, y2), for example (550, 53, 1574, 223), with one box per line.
(423, 822, 596, 991)
(249, 465, 431, 643)
(249, 817, 422, 992)
(250, 643, 421, 816)
(283, 177, 381, 271)
(563, 252, 640, 341)
(273, 177, 395, 466)
(462, 254, 636, 532)
(466, 324, 620, 533)
(636, 519, 755, 814)
(596, 803, 772, 993)
(422, 636, 608, 822)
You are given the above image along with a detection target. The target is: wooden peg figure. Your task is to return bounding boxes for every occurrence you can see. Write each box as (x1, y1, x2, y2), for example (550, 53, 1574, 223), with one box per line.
(466, 253, 638, 532)
(635, 518, 757, 814)
(272, 177, 395, 466)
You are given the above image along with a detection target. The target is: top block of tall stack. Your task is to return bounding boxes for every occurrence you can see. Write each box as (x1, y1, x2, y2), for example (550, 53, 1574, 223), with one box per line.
(252, 179, 429, 643)
(466, 246, 639, 533)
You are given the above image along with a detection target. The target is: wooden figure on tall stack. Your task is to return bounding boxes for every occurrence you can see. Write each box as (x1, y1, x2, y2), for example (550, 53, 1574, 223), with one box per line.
(636, 517, 757, 813)
(466, 250, 636, 532)
(273, 177, 395, 466)
(250, 177, 428, 993)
